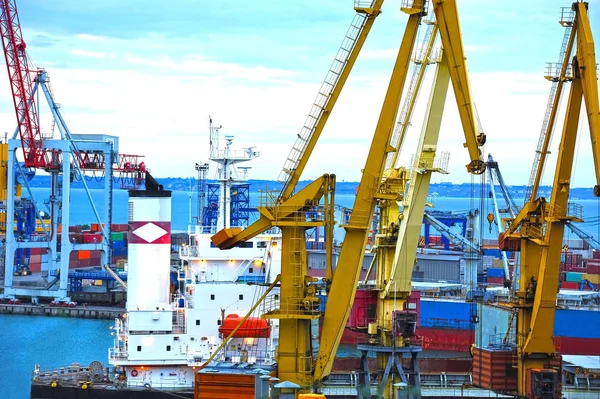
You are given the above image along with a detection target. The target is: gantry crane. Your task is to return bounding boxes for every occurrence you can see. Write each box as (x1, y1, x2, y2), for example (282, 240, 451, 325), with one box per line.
(358, 1, 486, 396)
(473, 3, 600, 399)
(1, 0, 147, 301)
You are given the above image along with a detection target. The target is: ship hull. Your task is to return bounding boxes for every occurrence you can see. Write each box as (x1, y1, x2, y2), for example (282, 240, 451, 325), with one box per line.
(31, 384, 193, 399)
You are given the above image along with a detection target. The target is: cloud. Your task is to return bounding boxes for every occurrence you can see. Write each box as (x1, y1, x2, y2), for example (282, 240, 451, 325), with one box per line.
(2, 1, 595, 189)
(71, 49, 116, 59)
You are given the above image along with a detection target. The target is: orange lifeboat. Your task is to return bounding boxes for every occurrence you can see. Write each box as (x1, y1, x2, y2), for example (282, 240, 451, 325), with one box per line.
(218, 314, 271, 338)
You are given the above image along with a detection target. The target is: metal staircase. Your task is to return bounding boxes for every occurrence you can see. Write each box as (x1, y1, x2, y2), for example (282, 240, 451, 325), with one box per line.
(386, 19, 438, 170)
(277, 1, 377, 189)
(524, 8, 574, 201)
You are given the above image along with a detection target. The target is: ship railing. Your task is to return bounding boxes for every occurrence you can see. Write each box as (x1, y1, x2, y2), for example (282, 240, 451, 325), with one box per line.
(125, 380, 194, 390)
(109, 347, 128, 361)
(262, 295, 321, 318)
(189, 348, 276, 365)
(32, 363, 98, 383)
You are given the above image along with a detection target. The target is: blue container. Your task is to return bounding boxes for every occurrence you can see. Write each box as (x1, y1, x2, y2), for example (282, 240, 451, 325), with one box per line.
(483, 249, 501, 257)
(111, 240, 125, 249)
(555, 309, 600, 339)
(419, 300, 475, 330)
(487, 268, 505, 278)
(112, 247, 128, 257)
(178, 298, 185, 308)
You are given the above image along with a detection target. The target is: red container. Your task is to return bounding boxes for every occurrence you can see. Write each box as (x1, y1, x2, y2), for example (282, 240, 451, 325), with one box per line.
(404, 290, 421, 327)
(28, 262, 41, 272)
(587, 263, 600, 275)
(69, 259, 79, 268)
(348, 289, 378, 329)
(417, 327, 473, 352)
(78, 258, 91, 267)
(560, 281, 579, 289)
(472, 347, 517, 391)
(68, 233, 84, 244)
(83, 232, 102, 244)
(565, 264, 587, 273)
(487, 277, 504, 285)
(69, 225, 82, 233)
(594, 251, 600, 260)
(112, 224, 129, 232)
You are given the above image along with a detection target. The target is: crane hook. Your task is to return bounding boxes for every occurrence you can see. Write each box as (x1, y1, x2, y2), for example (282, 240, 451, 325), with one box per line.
(486, 213, 494, 233)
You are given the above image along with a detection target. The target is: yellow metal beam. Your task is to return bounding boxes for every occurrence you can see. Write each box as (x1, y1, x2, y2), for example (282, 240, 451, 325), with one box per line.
(212, 176, 330, 249)
(383, 53, 451, 301)
(432, 0, 485, 174)
(279, 0, 384, 201)
(529, 24, 576, 201)
(313, 9, 423, 382)
(575, 2, 600, 196)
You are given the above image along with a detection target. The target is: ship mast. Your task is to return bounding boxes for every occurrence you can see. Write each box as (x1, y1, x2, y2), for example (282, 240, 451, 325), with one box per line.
(208, 117, 258, 230)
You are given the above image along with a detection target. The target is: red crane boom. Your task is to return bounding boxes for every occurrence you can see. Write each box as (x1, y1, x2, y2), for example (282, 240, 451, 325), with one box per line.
(0, 0, 45, 168)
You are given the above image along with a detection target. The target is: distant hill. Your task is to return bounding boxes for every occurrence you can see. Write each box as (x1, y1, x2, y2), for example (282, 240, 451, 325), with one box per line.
(23, 175, 597, 199)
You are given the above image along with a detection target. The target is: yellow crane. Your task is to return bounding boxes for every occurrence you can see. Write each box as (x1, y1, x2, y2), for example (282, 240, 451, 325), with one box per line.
(213, 0, 489, 393)
(357, 1, 486, 397)
(212, 0, 386, 389)
(473, 2, 600, 398)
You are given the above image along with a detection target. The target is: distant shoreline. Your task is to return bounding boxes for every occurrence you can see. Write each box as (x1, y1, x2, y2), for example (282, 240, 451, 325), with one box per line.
(24, 178, 600, 200)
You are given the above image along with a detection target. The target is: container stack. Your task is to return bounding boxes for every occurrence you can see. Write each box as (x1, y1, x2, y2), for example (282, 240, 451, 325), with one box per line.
(560, 252, 585, 272)
(110, 224, 129, 265)
(583, 253, 600, 285)
(14, 223, 131, 272)
(14, 248, 49, 272)
(486, 268, 505, 285)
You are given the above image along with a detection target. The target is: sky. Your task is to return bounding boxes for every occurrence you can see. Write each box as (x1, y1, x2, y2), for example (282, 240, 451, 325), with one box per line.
(1, 0, 599, 187)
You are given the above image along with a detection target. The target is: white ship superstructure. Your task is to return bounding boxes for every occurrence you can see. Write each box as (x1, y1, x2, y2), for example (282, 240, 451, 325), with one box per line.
(108, 121, 281, 391)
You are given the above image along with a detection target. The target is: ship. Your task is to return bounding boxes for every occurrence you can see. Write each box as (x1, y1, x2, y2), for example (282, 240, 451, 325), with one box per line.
(30, 121, 282, 398)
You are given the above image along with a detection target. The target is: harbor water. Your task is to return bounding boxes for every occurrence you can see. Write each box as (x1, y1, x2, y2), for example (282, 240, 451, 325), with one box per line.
(4, 189, 600, 397)
(0, 314, 112, 399)
(27, 188, 600, 239)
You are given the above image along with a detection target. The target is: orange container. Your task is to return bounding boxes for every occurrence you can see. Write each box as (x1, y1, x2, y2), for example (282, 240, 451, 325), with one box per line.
(78, 250, 91, 259)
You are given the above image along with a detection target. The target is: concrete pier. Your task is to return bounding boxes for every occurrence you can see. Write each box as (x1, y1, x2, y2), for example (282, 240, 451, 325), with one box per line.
(0, 303, 123, 319)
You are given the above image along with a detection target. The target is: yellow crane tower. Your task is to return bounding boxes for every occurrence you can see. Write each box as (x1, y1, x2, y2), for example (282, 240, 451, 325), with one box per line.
(473, 2, 600, 399)
(212, 0, 488, 394)
(355, 1, 486, 397)
(211, 0, 387, 390)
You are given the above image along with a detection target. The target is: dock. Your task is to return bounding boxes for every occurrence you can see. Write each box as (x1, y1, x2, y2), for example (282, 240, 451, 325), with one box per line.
(0, 303, 124, 319)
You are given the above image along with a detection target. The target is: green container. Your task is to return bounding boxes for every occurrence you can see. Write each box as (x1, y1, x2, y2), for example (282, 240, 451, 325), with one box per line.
(565, 272, 584, 282)
(110, 232, 125, 241)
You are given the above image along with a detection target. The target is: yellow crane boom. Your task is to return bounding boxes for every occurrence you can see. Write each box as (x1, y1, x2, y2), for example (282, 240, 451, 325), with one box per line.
(313, 1, 425, 381)
(484, 3, 600, 398)
(213, 0, 384, 250)
(277, 0, 384, 202)
(433, 0, 486, 174)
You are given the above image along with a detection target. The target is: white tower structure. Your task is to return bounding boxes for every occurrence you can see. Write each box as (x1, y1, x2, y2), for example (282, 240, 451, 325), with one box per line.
(127, 186, 172, 312)
(209, 118, 258, 230)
